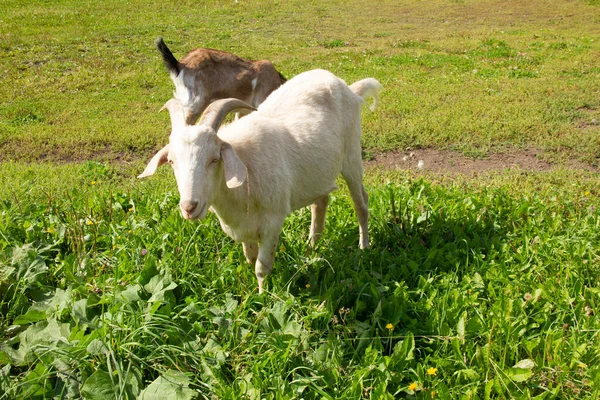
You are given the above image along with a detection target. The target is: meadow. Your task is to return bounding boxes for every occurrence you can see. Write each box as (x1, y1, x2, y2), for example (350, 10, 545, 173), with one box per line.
(1, 0, 600, 398)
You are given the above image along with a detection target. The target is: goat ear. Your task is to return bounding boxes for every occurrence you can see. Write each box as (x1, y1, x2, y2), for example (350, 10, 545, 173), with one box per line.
(221, 142, 246, 188)
(161, 98, 186, 130)
(138, 145, 169, 178)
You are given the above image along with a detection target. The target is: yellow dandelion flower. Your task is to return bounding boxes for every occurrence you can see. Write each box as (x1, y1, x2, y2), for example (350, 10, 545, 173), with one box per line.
(86, 220, 93, 225)
(427, 367, 438, 376)
(305, 283, 311, 289)
(408, 382, 418, 391)
(386, 323, 393, 330)
(585, 191, 590, 196)
(91, 181, 97, 185)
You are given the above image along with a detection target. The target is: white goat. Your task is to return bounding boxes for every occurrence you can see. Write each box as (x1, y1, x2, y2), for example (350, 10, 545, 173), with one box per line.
(139, 69, 382, 293)
(156, 37, 286, 124)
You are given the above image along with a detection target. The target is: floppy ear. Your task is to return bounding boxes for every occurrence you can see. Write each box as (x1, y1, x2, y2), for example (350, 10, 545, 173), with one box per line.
(221, 142, 246, 188)
(138, 145, 169, 178)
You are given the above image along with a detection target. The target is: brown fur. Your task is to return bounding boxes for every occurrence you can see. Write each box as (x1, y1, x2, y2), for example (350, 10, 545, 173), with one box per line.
(159, 39, 286, 124)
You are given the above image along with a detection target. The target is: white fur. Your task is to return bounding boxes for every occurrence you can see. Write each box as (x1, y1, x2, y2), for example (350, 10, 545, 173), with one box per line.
(172, 70, 204, 116)
(140, 69, 382, 293)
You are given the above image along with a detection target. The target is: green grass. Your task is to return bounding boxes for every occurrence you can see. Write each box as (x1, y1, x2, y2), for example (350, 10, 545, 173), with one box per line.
(1, 0, 599, 163)
(1, 164, 599, 398)
(1, 0, 600, 398)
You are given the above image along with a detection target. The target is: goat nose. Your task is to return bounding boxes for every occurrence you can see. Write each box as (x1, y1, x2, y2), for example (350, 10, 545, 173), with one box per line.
(180, 200, 198, 214)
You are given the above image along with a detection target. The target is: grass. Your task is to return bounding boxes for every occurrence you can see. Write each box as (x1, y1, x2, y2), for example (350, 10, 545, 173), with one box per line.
(1, 0, 600, 398)
(1, 164, 599, 398)
(1, 0, 599, 163)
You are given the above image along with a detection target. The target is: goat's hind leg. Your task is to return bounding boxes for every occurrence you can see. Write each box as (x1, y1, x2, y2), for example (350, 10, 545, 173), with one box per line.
(342, 166, 370, 250)
(243, 241, 258, 265)
(308, 195, 329, 252)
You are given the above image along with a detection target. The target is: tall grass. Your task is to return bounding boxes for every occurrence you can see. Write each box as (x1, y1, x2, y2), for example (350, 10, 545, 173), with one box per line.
(1, 164, 599, 398)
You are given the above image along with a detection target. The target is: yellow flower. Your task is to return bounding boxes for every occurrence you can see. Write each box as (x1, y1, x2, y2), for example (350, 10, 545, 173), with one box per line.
(86, 220, 93, 225)
(427, 367, 438, 376)
(305, 283, 311, 289)
(408, 382, 418, 391)
(91, 181, 97, 185)
(386, 323, 393, 330)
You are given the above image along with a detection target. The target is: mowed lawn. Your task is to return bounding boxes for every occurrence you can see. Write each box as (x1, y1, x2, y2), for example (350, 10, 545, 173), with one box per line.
(1, 0, 600, 399)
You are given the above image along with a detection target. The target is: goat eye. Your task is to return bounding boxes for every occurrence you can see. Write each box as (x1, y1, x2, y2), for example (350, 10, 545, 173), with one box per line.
(167, 159, 174, 165)
(211, 158, 219, 164)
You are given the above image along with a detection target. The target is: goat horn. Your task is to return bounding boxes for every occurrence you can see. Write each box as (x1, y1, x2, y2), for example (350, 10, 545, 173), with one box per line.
(160, 98, 186, 130)
(199, 99, 256, 131)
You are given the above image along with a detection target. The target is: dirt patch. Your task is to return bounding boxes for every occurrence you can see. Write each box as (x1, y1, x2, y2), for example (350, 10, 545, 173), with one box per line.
(364, 148, 598, 175)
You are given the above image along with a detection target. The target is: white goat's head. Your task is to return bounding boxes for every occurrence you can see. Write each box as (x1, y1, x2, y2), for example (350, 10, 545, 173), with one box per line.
(139, 98, 255, 220)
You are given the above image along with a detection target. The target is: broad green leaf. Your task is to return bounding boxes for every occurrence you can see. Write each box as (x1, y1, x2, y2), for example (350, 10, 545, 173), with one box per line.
(12, 319, 71, 365)
(224, 293, 238, 313)
(86, 339, 109, 356)
(145, 275, 177, 303)
(81, 370, 117, 400)
(44, 287, 72, 317)
(392, 331, 415, 362)
(138, 370, 196, 400)
(20, 362, 52, 398)
(118, 284, 141, 304)
(282, 320, 302, 337)
(73, 298, 89, 324)
(453, 368, 480, 382)
(13, 308, 46, 325)
(504, 367, 533, 383)
(18, 254, 48, 284)
(513, 359, 536, 369)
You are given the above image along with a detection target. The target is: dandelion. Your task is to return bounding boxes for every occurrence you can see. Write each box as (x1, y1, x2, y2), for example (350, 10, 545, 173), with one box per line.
(305, 283, 311, 289)
(408, 382, 418, 391)
(386, 323, 394, 330)
(427, 367, 438, 376)
(86, 220, 93, 226)
(91, 181, 97, 185)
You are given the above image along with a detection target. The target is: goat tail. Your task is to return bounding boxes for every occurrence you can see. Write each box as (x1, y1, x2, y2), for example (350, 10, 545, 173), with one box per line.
(350, 78, 383, 111)
(155, 37, 180, 76)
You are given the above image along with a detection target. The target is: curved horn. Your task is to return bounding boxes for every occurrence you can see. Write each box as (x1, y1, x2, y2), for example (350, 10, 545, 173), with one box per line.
(160, 98, 186, 131)
(199, 99, 256, 131)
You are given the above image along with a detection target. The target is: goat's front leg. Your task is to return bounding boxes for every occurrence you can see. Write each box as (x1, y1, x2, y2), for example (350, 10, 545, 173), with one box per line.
(254, 229, 281, 294)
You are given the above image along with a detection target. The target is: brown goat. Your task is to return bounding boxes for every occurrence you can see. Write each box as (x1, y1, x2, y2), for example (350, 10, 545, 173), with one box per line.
(156, 37, 286, 124)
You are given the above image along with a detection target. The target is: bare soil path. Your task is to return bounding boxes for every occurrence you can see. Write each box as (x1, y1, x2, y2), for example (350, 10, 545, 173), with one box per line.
(364, 148, 598, 175)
